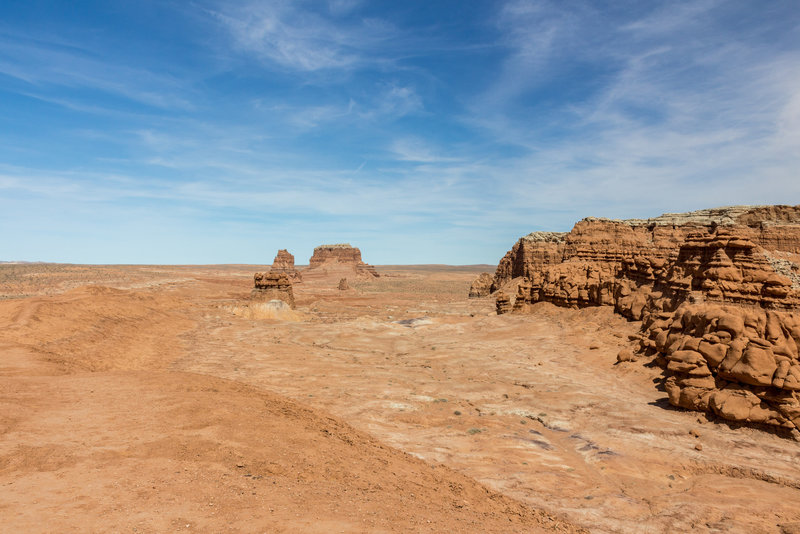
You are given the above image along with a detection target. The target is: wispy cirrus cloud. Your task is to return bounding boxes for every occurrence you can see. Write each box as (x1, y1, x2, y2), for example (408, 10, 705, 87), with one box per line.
(0, 33, 195, 110)
(1, 1, 798, 264)
(389, 137, 462, 163)
(462, 0, 800, 221)
(211, 1, 397, 71)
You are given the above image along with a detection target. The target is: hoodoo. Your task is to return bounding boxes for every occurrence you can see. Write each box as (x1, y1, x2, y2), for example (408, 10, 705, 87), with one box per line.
(270, 249, 302, 282)
(492, 205, 800, 435)
(251, 272, 295, 309)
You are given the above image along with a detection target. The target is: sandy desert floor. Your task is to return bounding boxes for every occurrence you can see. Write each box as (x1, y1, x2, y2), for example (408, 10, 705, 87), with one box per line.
(1, 263, 799, 533)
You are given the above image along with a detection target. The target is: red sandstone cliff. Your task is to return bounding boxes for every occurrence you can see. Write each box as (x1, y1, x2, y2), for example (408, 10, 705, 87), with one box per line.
(492, 205, 800, 293)
(493, 205, 800, 436)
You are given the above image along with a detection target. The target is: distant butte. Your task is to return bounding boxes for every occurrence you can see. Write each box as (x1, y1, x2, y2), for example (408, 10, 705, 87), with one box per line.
(304, 243, 379, 281)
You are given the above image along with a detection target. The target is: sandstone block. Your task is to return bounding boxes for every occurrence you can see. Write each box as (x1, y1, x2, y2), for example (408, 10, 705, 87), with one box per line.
(697, 340, 728, 368)
(251, 272, 295, 309)
(469, 273, 493, 298)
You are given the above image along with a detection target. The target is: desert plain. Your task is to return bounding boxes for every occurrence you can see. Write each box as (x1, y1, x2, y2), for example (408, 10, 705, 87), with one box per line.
(1, 261, 799, 533)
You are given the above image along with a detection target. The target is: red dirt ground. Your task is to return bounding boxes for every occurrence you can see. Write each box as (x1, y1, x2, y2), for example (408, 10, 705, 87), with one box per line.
(1, 263, 798, 533)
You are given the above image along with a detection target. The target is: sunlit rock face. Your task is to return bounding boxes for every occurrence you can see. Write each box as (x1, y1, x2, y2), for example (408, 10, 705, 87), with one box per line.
(468, 272, 493, 298)
(493, 205, 800, 434)
(270, 249, 302, 282)
(307, 244, 379, 278)
(251, 272, 295, 309)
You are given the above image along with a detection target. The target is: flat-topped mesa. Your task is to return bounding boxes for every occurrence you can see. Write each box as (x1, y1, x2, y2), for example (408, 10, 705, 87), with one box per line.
(251, 272, 295, 309)
(494, 204, 800, 435)
(269, 249, 302, 282)
(307, 244, 379, 278)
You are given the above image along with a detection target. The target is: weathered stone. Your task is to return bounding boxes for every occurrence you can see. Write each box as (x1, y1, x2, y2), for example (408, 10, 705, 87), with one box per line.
(495, 292, 512, 315)
(305, 244, 379, 280)
(722, 343, 777, 387)
(469, 272, 493, 298)
(251, 272, 295, 309)
(491, 205, 800, 435)
(270, 249, 302, 282)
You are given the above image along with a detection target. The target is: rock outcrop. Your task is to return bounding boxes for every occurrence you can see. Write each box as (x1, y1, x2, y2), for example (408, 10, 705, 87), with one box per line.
(469, 272, 494, 298)
(270, 249, 302, 282)
(251, 272, 295, 309)
(306, 244, 379, 279)
(338, 278, 350, 291)
(495, 292, 512, 315)
(641, 302, 800, 431)
(494, 205, 800, 292)
(495, 205, 800, 435)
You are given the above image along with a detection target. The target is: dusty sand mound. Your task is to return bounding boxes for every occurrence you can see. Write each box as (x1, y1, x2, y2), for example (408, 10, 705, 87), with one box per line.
(0, 365, 575, 533)
(226, 299, 307, 321)
(1, 285, 193, 371)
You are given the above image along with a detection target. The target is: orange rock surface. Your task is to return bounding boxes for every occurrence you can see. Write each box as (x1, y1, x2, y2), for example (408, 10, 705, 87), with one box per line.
(3, 263, 800, 532)
(305, 243, 379, 281)
(269, 249, 302, 282)
(468, 272, 493, 297)
(251, 272, 295, 308)
(497, 205, 800, 434)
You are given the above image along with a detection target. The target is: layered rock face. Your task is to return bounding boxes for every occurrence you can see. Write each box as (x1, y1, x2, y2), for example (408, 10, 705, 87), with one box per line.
(251, 272, 295, 309)
(496, 205, 800, 434)
(468, 272, 494, 298)
(491, 232, 566, 292)
(270, 249, 302, 282)
(494, 205, 800, 292)
(495, 291, 512, 315)
(307, 244, 379, 278)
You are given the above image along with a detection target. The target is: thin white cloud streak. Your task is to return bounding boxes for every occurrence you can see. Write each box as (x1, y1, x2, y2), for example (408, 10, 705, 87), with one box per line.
(253, 82, 422, 130)
(0, 35, 195, 110)
(389, 137, 462, 163)
(211, 1, 397, 72)
(0, 161, 489, 221)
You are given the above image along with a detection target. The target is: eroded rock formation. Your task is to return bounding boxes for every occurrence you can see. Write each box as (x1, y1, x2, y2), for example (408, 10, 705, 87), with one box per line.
(270, 249, 302, 282)
(494, 205, 800, 292)
(469, 272, 493, 298)
(495, 205, 800, 435)
(251, 272, 295, 309)
(338, 278, 350, 291)
(306, 244, 379, 278)
(496, 291, 512, 315)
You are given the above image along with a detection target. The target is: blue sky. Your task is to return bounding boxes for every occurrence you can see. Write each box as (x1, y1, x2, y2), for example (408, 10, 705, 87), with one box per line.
(1, 1, 799, 264)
